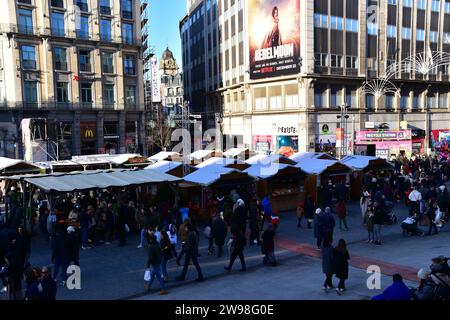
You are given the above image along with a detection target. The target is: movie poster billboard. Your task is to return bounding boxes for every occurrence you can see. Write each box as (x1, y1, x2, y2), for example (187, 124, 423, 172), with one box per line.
(248, 0, 300, 80)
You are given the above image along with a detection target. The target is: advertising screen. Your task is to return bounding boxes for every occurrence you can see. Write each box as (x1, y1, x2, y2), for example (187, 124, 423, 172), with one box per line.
(248, 0, 301, 79)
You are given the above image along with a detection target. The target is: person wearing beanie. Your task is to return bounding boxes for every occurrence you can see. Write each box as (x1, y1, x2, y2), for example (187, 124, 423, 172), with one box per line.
(314, 208, 324, 250)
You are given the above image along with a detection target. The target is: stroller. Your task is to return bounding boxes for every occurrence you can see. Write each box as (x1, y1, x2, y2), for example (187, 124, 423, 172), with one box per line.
(401, 216, 424, 236)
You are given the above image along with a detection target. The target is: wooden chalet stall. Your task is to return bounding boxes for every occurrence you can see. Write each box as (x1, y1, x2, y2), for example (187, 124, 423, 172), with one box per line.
(148, 151, 182, 162)
(187, 150, 223, 165)
(341, 155, 395, 200)
(223, 148, 253, 161)
(196, 157, 250, 171)
(145, 161, 197, 178)
(244, 163, 306, 212)
(295, 159, 352, 204)
(289, 152, 336, 162)
(180, 165, 255, 222)
(245, 154, 297, 166)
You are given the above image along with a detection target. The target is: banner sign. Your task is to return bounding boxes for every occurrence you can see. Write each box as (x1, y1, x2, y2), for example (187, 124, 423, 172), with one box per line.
(275, 124, 298, 136)
(356, 130, 412, 141)
(150, 56, 161, 103)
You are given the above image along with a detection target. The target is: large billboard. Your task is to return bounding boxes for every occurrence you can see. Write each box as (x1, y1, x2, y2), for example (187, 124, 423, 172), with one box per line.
(248, 0, 300, 79)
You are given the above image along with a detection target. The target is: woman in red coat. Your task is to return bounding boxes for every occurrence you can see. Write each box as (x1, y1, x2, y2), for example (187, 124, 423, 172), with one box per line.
(336, 200, 349, 231)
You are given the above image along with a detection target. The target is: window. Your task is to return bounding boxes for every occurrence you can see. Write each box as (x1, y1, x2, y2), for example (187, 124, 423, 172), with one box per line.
(121, 0, 133, 19)
(345, 87, 357, 108)
(76, 0, 88, 12)
(99, 0, 111, 15)
(430, 31, 438, 43)
(103, 84, 115, 104)
(366, 95, 375, 110)
(314, 86, 327, 108)
(439, 92, 448, 109)
(122, 23, 133, 44)
(431, 0, 440, 12)
(51, 12, 65, 37)
(416, 29, 425, 42)
(100, 19, 112, 41)
(101, 52, 114, 73)
(417, 0, 427, 10)
(51, 0, 64, 8)
(18, 0, 32, 3)
(346, 56, 357, 69)
(54, 47, 67, 71)
(21, 45, 36, 70)
(427, 93, 437, 109)
(387, 25, 397, 38)
(124, 55, 135, 75)
(331, 55, 343, 68)
(77, 16, 89, 39)
(330, 16, 344, 30)
(18, 9, 33, 34)
(330, 87, 342, 108)
(125, 85, 136, 105)
(403, 0, 412, 7)
(314, 14, 328, 28)
(367, 23, 378, 35)
(445, 1, 450, 13)
(79, 50, 91, 72)
(346, 19, 358, 33)
(444, 32, 450, 44)
(402, 27, 411, 40)
(80, 83, 92, 103)
(24, 81, 38, 104)
(388, 0, 397, 5)
(315, 53, 328, 67)
(56, 82, 69, 103)
(385, 94, 394, 109)
(400, 93, 409, 109)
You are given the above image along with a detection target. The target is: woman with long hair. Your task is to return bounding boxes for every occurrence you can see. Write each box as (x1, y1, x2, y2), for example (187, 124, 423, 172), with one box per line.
(334, 239, 350, 294)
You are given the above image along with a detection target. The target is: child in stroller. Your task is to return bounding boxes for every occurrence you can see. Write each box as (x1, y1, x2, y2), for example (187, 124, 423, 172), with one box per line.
(401, 215, 424, 236)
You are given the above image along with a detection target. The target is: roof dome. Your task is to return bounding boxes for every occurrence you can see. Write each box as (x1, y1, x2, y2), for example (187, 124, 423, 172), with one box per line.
(162, 47, 174, 60)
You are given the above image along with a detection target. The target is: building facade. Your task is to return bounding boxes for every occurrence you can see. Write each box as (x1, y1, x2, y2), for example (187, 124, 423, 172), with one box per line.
(160, 47, 184, 109)
(181, 0, 450, 157)
(0, 0, 146, 160)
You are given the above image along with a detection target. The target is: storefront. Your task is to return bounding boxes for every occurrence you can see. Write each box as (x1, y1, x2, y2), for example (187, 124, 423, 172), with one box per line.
(80, 122, 97, 155)
(253, 135, 272, 153)
(411, 129, 426, 154)
(355, 130, 413, 159)
(125, 121, 139, 154)
(275, 124, 299, 154)
(104, 122, 119, 154)
(430, 130, 450, 152)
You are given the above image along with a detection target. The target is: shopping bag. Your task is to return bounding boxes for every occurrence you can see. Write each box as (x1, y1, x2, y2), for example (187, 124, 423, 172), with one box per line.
(144, 269, 151, 281)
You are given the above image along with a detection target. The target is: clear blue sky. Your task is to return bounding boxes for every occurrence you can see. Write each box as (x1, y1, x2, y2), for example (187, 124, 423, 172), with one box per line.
(149, 0, 186, 68)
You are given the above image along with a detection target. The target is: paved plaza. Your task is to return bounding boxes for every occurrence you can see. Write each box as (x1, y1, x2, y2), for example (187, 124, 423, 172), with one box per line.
(2, 196, 448, 300)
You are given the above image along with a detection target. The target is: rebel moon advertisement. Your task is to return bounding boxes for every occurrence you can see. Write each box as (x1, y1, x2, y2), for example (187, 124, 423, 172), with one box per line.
(248, 0, 300, 79)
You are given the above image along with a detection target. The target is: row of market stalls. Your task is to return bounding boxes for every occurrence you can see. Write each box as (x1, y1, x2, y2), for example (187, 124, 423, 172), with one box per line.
(0, 151, 394, 223)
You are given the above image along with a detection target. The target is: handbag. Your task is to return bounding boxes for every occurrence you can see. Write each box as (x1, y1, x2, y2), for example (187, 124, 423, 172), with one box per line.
(144, 269, 151, 282)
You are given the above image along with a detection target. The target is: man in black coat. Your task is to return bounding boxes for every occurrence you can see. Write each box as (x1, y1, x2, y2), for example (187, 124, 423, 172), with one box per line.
(212, 215, 227, 257)
(39, 266, 57, 300)
(176, 224, 204, 281)
(231, 199, 247, 237)
(66, 227, 80, 266)
(51, 231, 69, 285)
(224, 228, 246, 272)
(117, 203, 128, 247)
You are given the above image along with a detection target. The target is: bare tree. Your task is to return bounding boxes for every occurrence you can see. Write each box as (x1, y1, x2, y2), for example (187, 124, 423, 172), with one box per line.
(147, 104, 175, 151)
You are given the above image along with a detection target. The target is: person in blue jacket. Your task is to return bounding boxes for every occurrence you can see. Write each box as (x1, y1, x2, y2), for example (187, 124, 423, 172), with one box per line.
(372, 274, 413, 300)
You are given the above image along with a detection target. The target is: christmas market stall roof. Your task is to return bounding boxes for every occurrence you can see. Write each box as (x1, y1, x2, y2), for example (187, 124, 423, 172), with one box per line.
(188, 149, 215, 161)
(183, 165, 253, 187)
(243, 163, 305, 180)
(108, 154, 152, 167)
(245, 154, 297, 166)
(9, 169, 182, 193)
(148, 151, 182, 161)
(294, 159, 352, 175)
(145, 160, 183, 173)
(0, 157, 41, 176)
(340, 155, 394, 172)
(223, 148, 249, 158)
(35, 160, 83, 171)
(196, 157, 249, 169)
(289, 152, 336, 162)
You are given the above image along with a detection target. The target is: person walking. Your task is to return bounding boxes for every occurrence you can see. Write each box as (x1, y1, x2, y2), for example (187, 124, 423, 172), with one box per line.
(366, 204, 375, 244)
(224, 228, 246, 272)
(117, 202, 128, 247)
(231, 199, 247, 238)
(313, 208, 324, 249)
(261, 223, 277, 266)
(66, 226, 79, 266)
(304, 195, 315, 229)
(39, 266, 57, 300)
(176, 218, 191, 266)
(322, 207, 336, 242)
(51, 230, 69, 286)
(176, 224, 204, 282)
(373, 201, 384, 245)
(322, 238, 335, 290)
(159, 231, 173, 283)
(79, 206, 91, 250)
(334, 239, 350, 294)
(296, 201, 304, 228)
(426, 201, 439, 236)
(212, 213, 227, 257)
(145, 234, 168, 295)
(408, 185, 422, 216)
(248, 197, 261, 245)
(336, 200, 349, 231)
(360, 191, 370, 225)
(136, 206, 151, 249)
(167, 223, 178, 257)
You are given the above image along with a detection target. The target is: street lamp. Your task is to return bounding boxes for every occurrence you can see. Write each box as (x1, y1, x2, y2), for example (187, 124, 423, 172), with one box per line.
(337, 104, 350, 159)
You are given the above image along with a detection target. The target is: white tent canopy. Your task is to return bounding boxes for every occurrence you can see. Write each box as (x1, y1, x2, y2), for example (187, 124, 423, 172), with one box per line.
(145, 160, 183, 173)
(196, 157, 247, 168)
(21, 169, 181, 193)
(340, 155, 379, 170)
(0, 157, 41, 175)
(149, 151, 181, 161)
(188, 149, 214, 160)
(245, 154, 297, 165)
(243, 163, 292, 179)
(109, 154, 150, 165)
(289, 152, 336, 162)
(183, 165, 238, 186)
(223, 148, 248, 158)
(295, 159, 341, 175)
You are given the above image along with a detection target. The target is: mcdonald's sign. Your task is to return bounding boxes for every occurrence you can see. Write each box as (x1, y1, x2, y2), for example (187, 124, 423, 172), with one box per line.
(81, 122, 96, 140)
(84, 129, 94, 138)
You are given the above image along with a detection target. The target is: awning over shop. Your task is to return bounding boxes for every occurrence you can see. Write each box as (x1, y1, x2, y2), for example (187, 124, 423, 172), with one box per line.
(0, 157, 41, 176)
(341, 155, 394, 171)
(149, 151, 182, 161)
(245, 154, 297, 166)
(196, 157, 249, 169)
(145, 160, 183, 173)
(290, 152, 336, 162)
(183, 165, 251, 187)
(295, 159, 351, 175)
(18, 169, 181, 193)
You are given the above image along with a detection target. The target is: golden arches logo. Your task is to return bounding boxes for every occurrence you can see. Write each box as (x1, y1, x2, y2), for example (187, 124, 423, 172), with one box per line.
(84, 129, 94, 138)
